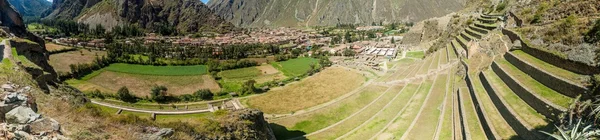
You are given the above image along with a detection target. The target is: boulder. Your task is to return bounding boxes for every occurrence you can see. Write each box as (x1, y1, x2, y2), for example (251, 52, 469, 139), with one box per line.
(4, 92, 27, 104)
(5, 106, 40, 124)
(29, 118, 60, 134)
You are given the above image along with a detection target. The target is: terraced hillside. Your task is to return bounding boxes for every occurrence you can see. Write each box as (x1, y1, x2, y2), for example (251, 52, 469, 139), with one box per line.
(253, 42, 487, 139)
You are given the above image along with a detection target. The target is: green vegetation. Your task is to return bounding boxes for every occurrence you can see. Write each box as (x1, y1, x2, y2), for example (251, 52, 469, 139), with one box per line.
(219, 67, 262, 79)
(403, 74, 448, 140)
(470, 73, 518, 139)
(105, 63, 208, 76)
(496, 59, 572, 107)
(511, 50, 587, 85)
(406, 51, 425, 59)
(270, 57, 318, 77)
(585, 19, 600, 43)
(483, 70, 548, 127)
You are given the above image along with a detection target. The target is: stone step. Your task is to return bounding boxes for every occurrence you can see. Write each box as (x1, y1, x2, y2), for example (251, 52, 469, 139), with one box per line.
(477, 17, 497, 24)
(469, 25, 489, 34)
(467, 73, 515, 139)
(475, 22, 497, 30)
(465, 28, 484, 39)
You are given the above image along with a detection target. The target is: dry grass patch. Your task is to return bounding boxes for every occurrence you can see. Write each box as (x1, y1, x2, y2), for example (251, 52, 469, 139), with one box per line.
(49, 49, 107, 72)
(45, 43, 72, 51)
(403, 73, 448, 140)
(78, 71, 220, 97)
(247, 67, 365, 114)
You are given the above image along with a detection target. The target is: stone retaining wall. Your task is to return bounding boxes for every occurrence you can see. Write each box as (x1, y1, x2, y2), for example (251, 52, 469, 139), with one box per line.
(501, 29, 600, 75)
(460, 33, 472, 41)
(491, 61, 564, 121)
(469, 26, 488, 34)
(505, 52, 589, 97)
(475, 23, 496, 30)
(465, 29, 482, 39)
(465, 74, 499, 139)
(478, 72, 540, 140)
(508, 11, 523, 27)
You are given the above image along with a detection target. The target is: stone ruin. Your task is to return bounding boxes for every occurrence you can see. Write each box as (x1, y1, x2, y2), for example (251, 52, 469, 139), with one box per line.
(0, 82, 66, 140)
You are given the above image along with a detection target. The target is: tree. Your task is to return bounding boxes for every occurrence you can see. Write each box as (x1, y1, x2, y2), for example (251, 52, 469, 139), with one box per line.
(194, 89, 214, 100)
(151, 85, 168, 102)
(344, 32, 353, 43)
(391, 37, 396, 44)
(118, 87, 136, 103)
(343, 48, 356, 56)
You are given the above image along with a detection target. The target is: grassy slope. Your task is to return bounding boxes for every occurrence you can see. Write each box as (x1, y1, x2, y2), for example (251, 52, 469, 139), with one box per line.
(511, 50, 586, 85)
(403, 72, 448, 139)
(470, 73, 517, 139)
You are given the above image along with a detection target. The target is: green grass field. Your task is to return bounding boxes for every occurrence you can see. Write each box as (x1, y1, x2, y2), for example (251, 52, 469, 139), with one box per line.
(105, 63, 208, 76)
(403, 73, 448, 140)
(219, 67, 262, 79)
(511, 50, 586, 85)
(271, 57, 318, 77)
(406, 51, 425, 59)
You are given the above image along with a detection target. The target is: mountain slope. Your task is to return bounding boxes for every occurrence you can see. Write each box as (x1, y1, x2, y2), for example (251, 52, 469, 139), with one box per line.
(208, 0, 467, 27)
(7, 0, 51, 17)
(43, 0, 235, 33)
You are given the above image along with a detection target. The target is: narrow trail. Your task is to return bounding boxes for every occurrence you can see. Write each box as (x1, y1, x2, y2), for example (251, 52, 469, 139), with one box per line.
(91, 100, 211, 115)
(305, 0, 320, 27)
(1, 39, 9, 61)
(398, 69, 442, 140)
(377, 60, 459, 86)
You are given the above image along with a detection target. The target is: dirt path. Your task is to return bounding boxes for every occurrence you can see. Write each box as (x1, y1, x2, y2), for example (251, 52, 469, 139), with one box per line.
(1, 39, 10, 61)
(91, 100, 211, 115)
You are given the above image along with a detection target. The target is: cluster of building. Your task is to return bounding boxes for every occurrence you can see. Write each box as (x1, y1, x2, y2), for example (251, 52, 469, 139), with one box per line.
(326, 40, 400, 58)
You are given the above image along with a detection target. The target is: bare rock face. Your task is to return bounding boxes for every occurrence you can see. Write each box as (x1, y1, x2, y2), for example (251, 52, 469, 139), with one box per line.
(0, 0, 25, 29)
(195, 109, 276, 140)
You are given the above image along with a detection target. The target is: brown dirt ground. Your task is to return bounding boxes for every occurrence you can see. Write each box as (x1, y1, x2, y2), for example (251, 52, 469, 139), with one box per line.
(49, 50, 107, 72)
(247, 67, 366, 114)
(82, 71, 221, 97)
(45, 43, 72, 51)
(256, 65, 280, 75)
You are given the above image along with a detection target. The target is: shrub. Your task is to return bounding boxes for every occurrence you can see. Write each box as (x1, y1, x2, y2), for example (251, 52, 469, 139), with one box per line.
(150, 85, 168, 102)
(496, 2, 507, 12)
(585, 19, 600, 44)
(117, 87, 136, 103)
(194, 89, 214, 100)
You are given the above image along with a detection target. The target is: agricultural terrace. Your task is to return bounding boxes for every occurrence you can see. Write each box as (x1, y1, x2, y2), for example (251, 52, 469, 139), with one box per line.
(218, 65, 286, 92)
(49, 49, 107, 72)
(270, 57, 319, 77)
(246, 67, 365, 114)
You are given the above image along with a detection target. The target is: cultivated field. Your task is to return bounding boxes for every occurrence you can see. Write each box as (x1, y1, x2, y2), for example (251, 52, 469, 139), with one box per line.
(246, 67, 365, 114)
(105, 63, 208, 76)
(69, 71, 220, 97)
(45, 43, 72, 51)
(270, 57, 318, 76)
(218, 65, 287, 92)
(49, 49, 107, 72)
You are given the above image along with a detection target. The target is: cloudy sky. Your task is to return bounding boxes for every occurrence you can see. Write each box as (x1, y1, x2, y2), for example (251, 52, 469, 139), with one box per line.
(47, 0, 210, 3)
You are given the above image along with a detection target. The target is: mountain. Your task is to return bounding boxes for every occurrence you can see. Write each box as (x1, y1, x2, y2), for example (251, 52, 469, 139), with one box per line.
(208, 0, 467, 27)
(42, 0, 235, 34)
(6, 0, 51, 17)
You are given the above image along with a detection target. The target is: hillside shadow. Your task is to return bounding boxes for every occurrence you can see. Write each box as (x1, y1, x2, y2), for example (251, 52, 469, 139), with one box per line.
(269, 123, 307, 140)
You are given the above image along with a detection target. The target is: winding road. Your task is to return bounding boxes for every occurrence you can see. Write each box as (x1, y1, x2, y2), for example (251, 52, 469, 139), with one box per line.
(91, 100, 211, 115)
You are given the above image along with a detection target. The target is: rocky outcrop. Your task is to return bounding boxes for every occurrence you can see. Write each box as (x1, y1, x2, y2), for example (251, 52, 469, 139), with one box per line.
(0, 83, 66, 139)
(7, 0, 51, 18)
(0, 0, 25, 29)
(43, 0, 235, 34)
(196, 109, 276, 140)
